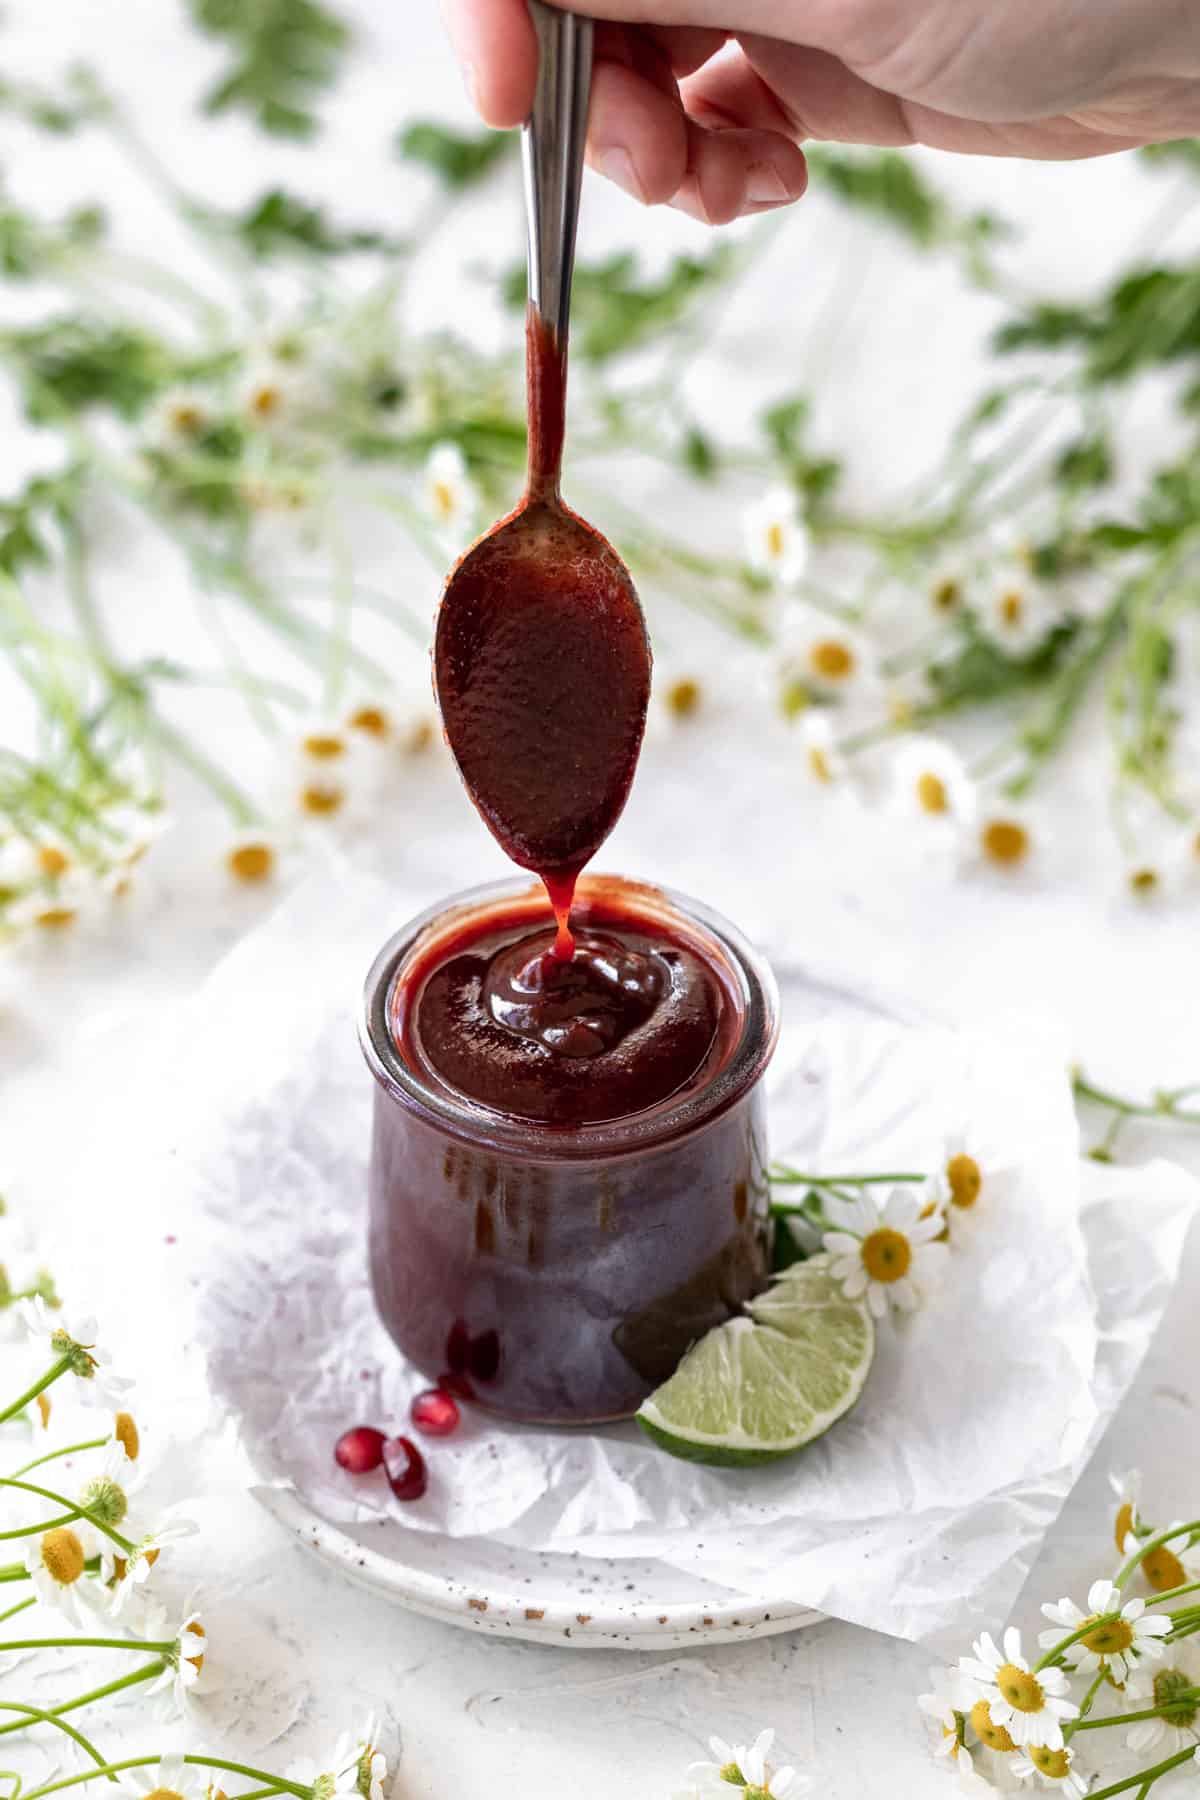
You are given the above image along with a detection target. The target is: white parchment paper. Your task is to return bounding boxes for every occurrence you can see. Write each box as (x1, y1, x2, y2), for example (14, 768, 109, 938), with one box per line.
(142, 868, 1196, 1646)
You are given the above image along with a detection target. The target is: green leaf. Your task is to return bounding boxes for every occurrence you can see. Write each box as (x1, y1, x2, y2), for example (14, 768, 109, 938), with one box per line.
(928, 617, 1079, 709)
(807, 147, 945, 244)
(1139, 140, 1200, 174)
(682, 426, 717, 479)
(229, 188, 407, 259)
(1054, 434, 1113, 491)
(396, 121, 514, 189)
(0, 316, 219, 422)
(186, 0, 349, 138)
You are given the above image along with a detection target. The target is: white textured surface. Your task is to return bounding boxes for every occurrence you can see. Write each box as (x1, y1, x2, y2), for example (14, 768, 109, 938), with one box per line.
(2, 2, 1200, 1797)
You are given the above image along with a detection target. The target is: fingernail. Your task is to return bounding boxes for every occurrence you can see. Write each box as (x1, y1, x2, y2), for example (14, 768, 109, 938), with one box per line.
(592, 147, 648, 204)
(746, 164, 791, 206)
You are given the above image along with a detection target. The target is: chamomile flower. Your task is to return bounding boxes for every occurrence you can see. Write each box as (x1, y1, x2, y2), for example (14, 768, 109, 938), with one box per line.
(890, 737, 977, 836)
(743, 485, 810, 589)
(1039, 1580, 1170, 1683)
(1110, 1469, 1143, 1555)
(149, 386, 212, 447)
(78, 1439, 141, 1534)
(23, 1527, 98, 1625)
(774, 604, 877, 708)
(239, 361, 309, 432)
(973, 797, 1041, 873)
(102, 1518, 200, 1614)
(1122, 1637, 1200, 1755)
(288, 1731, 364, 1800)
(918, 1666, 983, 1780)
(933, 1132, 1016, 1229)
(795, 713, 848, 788)
(973, 550, 1064, 659)
(960, 1628, 1079, 1750)
(822, 1186, 949, 1319)
(1137, 1523, 1197, 1595)
(224, 831, 280, 885)
(18, 1298, 131, 1407)
(926, 563, 967, 620)
(145, 1611, 209, 1711)
(421, 442, 478, 546)
(1012, 1744, 1089, 1795)
(8, 869, 100, 935)
(686, 1729, 802, 1798)
(350, 1716, 389, 1800)
(119, 1753, 206, 1800)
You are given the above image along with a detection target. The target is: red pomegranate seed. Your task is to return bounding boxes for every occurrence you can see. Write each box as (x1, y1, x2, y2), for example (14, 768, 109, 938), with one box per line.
(411, 1387, 460, 1437)
(382, 1435, 427, 1502)
(335, 1425, 386, 1474)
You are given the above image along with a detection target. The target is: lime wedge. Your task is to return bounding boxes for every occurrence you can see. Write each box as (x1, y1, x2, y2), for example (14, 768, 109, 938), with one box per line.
(635, 1254, 875, 1466)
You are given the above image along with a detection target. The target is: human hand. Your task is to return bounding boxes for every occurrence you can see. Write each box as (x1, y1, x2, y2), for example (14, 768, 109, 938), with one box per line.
(440, 0, 1200, 224)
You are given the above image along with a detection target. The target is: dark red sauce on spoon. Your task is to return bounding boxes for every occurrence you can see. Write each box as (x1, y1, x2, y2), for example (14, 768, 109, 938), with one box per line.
(434, 311, 651, 959)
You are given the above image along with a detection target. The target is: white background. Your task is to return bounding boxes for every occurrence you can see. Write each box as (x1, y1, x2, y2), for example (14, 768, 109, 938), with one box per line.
(2, 2, 1200, 1795)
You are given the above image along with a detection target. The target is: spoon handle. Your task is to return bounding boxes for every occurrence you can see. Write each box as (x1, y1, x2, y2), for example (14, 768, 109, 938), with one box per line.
(522, 2, 594, 345)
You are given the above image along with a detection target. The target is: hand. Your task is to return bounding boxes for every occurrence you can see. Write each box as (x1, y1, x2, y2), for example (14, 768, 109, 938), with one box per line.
(440, 0, 1200, 224)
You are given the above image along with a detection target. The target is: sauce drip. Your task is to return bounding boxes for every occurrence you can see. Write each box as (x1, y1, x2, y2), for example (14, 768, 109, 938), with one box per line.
(433, 310, 650, 962)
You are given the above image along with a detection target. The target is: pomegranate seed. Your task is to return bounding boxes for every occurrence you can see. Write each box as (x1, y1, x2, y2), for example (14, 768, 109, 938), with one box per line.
(411, 1387, 460, 1437)
(334, 1425, 386, 1474)
(382, 1435, 427, 1502)
(468, 1328, 500, 1381)
(445, 1319, 471, 1372)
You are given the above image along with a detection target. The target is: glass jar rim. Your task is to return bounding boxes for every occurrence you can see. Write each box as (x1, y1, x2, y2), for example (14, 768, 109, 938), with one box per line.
(358, 874, 779, 1162)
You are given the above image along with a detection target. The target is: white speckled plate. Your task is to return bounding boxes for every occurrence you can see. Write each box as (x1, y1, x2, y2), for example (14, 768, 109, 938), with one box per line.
(244, 957, 928, 1650)
(255, 1484, 824, 1648)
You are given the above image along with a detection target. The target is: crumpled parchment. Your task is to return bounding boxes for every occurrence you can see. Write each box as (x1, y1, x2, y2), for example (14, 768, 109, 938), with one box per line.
(142, 867, 1196, 1646)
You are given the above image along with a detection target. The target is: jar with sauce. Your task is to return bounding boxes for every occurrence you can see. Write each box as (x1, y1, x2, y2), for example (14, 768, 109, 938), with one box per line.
(360, 876, 779, 1425)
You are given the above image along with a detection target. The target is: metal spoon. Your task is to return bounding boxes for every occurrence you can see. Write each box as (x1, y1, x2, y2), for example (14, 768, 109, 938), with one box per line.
(434, 2, 652, 958)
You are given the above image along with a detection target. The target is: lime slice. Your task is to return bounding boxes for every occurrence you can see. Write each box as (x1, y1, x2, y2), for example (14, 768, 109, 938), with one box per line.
(635, 1254, 875, 1466)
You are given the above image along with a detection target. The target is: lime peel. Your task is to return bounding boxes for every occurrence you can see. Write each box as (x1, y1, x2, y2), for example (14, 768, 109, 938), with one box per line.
(635, 1254, 875, 1467)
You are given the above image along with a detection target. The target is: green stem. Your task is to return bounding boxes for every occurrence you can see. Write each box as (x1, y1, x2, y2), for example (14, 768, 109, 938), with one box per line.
(0, 1704, 113, 1780)
(1073, 1692, 1200, 1729)
(0, 1599, 35, 1628)
(0, 1638, 174, 1655)
(768, 1170, 927, 1187)
(0, 1359, 72, 1427)
(0, 1479, 134, 1553)
(7, 1439, 107, 1481)
(1086, 1749, 1197, 1798)
(1117, 1519, 1200, 1591)
(26, 1757, 309, 1800)
(0, 1662, 164, 1742)
(1073, 1072, 1200, 1130)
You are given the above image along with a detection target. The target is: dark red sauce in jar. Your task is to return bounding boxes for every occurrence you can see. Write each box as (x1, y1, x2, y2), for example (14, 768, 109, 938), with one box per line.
(361, 876, 778, 1425)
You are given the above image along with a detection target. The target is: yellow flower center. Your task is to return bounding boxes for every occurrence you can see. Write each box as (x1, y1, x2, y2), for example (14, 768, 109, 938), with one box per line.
(227, 842, 275, 884)
(34, 907, 78, 929)
(946, 1153, 982, 1210)
(916, 771, 949, 815)
(184, 1617, 206, 1675)
(995, 1663, 1045, 1714)
(1114, 1500, 1135, 1552)
(38, 846, 70, 877)
(403, 718, 435, 754)
(35, 1394, 51, 1428)
(1129, 867, 1158, 895)
(302, 732, 346, 761)
(766, 521, 786, 560)
(144, 1787, 186, 1800)
(982, 819, 1029, 866)
(251, 385, 281, 418)
(41, 1527, 86, 1586)
(807, 747, 832, 785)
(969, 1699, 1015, 1752)
(1030, 1746, 1071, 1780)
(810, 639, 855, 681)
(1153, 1666, 1199, 1728)
(666, 678, 701, 719)
(932, 578, 960, 613)
(114, 1411, 140, 1461)
(1000, 590, 1024, 627)
(860, 1227, 912, 1284)
(301, 784, 343, 816)
(348, 706, 389, 739)
(169, 403, 204, 436)
(432, 479, 455, 520)
(1080, 1614, 1134, 1657)
(1144, 1546, 1186, 1592)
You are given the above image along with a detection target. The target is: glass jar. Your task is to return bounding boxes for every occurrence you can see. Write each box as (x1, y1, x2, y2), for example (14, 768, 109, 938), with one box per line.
(359, 875, 779, 1425)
